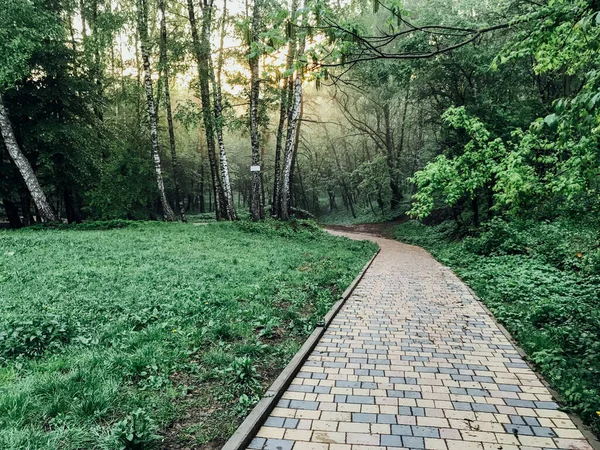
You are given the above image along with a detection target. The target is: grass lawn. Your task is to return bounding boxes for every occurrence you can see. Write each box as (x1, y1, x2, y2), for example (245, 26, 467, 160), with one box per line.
(395, 220, 600, 437)
(0, 220, 376, 450)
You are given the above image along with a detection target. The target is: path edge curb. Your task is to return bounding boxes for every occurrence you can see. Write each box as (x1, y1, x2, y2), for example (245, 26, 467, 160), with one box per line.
(442, 264, 600, 450)
(221, 246, 381, 450)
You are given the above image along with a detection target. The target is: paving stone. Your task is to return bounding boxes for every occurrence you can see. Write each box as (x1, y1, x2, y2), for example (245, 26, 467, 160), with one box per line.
(531, 426, 557, 437)
(411, 426, 440, 438)
(283, 418, 299, 429)
(352, 413, 377, 423)
(376, 414, 397, 424)
(263, 439, 294, 450)
(380, 434, 403, 447)
(503, 424, 534, 436)
(289, 400, 319, 410)
(265, 417, 286, 427)
(347, 395, 375, 404)
(248, 437, 266, 449)
(242, 232, 593, 450)
(402, 435, 426, 449)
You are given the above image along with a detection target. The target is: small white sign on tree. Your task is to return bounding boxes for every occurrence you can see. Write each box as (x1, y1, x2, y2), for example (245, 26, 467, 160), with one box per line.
(250, 165, 261, 172)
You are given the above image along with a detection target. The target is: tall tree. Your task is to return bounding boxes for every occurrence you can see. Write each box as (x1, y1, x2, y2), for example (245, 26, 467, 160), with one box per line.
(279, 0, 306, 220)
(271, 0, 298, 217)
(0, 0, 63, 222)
(248, 0, 265, 220)
(158, 0, 186, 222)
(137, 0, 176, 221)
(187, 0, 226, 220)
(213, 0, 237, 220)
(0, 96, 57, 222)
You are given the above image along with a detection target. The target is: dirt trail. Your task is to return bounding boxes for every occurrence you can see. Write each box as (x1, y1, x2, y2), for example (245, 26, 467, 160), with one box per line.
(323, 216, 409, 239)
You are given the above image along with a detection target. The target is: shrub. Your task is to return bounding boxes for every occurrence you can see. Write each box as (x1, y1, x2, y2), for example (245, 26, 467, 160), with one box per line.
(0, 314, 74, 360)
(463, 218, 527, 256)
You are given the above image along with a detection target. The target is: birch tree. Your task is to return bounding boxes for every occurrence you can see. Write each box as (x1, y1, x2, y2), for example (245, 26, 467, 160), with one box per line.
(279, 0, 306, 220)
(0, 0, 63, 222)
(0, 96, 57, 222)
(213, 0, 237, 220)
(158, 0, 186, 222)
(248, 0, 264, 220)
(271, 0, 298, 218)
(187, 0, 237, 220)
(137, 0, 176, 221)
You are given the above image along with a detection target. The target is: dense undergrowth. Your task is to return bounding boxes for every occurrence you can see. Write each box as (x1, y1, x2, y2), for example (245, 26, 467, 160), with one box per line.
(0, 220, 376, 449)
(395, 218, 600, 436)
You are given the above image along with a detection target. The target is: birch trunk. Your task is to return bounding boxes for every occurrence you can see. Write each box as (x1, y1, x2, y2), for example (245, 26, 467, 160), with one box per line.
(272, 0, 299, 218)
(249, 0, 264, 221)
(0, 95, 58, 222)
(279, 31, 306, 220)
(158, 0, 186, 222)
(137, 0, 176, 222)
(187, 0, 225, 220)
(212, 0, 237, 220)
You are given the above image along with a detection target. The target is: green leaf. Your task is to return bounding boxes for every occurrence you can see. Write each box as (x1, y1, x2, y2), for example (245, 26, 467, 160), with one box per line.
(544, 113, 559, 130)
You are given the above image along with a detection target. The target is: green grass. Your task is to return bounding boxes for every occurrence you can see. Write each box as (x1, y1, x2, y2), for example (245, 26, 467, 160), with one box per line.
(0, 220, 376, 449)
(395, 219, 600, 437)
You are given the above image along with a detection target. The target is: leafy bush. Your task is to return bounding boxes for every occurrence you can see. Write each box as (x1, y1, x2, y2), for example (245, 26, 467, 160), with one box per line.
(0, 314, 73, 360)
(463, 218, 527, 256)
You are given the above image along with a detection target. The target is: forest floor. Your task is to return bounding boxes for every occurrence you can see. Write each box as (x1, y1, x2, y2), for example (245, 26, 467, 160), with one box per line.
(0, 220, 376, 450)
(324, 216, 409, 238)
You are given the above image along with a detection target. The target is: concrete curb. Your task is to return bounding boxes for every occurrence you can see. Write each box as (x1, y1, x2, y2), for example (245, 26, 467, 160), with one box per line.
(221, 246, 381, 450)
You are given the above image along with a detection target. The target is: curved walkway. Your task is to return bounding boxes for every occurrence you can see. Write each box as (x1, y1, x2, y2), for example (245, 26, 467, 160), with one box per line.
(247, 231, 594, 450)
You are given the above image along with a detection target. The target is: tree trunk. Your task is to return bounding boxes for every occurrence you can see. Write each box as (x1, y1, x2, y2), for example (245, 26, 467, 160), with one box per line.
(271, 0, 298, 217)
(187, 0, 225, 220)
(249, 0, 264, 221)
(213, 0, 237, 220)
(271, 78, 288, 217)
(289, 97, 303, 204)
(158, 0, 186, 222)
(328, 191, 336, 212)
(2, 199, 22, 228)
(20, 190, 32, 225)
(383, 102, 401, 209)
(279, 11, 306, 221)
(137, 0, 176, 222)
(0, 95, 57, 222)
(472, 196, 479, 228)
(64, 186, 82, 224)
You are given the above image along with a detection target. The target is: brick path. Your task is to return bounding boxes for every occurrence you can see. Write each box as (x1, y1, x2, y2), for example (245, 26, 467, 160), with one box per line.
(247, 232, 594, 450)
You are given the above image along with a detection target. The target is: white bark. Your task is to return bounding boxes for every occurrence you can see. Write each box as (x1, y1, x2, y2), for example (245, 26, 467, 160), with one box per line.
(280, 27, 305, 220)
(249, 0, 264, 220)
(0, 95, 57, 222)
(137, 0, 176, 221)
(213, 0, 237, 220)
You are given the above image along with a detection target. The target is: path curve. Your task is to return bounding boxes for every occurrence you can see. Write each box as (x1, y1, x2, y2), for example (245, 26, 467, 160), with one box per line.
(247, 230, 595, 450)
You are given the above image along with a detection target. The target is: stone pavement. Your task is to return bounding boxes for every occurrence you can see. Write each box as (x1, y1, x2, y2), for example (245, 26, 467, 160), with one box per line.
(246, 231, 595, 450)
